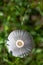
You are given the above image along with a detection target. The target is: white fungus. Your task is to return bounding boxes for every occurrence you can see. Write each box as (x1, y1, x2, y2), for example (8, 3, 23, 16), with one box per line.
(6, 30, 34, 58)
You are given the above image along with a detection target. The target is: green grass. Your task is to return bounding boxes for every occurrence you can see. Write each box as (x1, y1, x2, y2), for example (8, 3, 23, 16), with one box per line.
(0, 0, 43, 65)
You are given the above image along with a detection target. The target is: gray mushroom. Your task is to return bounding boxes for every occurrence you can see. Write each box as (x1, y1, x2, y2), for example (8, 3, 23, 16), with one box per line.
(6, 30, 34, 58)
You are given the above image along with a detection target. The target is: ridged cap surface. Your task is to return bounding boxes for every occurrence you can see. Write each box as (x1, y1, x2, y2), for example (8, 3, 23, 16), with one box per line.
(6, 30, 34, 58)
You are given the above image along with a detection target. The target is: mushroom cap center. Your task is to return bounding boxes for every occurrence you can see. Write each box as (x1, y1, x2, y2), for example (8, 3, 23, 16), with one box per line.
(16, 40, 24, 48)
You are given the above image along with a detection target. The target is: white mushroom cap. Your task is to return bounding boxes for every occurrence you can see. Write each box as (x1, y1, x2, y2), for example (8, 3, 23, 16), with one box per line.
(6, 30, 34, 58)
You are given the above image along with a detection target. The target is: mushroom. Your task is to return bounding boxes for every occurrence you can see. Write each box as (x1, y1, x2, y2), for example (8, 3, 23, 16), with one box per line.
(6, 30, 34, 58)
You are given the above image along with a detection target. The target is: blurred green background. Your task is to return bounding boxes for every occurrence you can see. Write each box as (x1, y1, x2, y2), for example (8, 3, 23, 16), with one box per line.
(0, 0, 43, 65)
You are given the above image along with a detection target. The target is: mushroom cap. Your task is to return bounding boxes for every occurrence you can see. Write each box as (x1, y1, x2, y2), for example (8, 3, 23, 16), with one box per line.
(6, 30, 34, 58)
